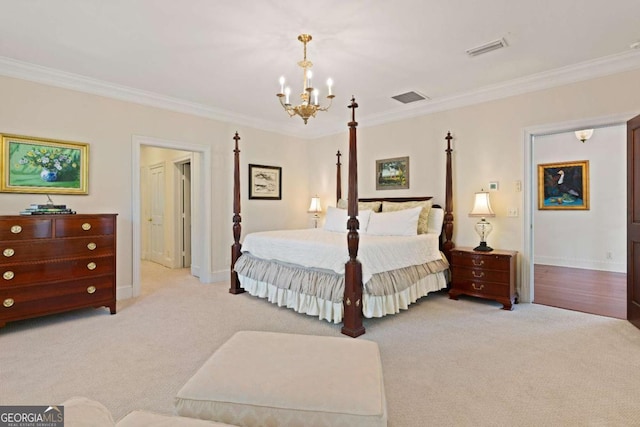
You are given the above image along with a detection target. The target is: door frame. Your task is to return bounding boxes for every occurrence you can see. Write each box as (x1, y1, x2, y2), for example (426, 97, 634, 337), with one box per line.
(522, 111, 636, 303)
(132, 135, 212, 298)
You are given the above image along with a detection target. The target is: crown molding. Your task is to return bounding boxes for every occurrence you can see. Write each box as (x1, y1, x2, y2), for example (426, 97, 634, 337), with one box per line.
(1, 50, 639, 140)
(0, 56, 311, 138)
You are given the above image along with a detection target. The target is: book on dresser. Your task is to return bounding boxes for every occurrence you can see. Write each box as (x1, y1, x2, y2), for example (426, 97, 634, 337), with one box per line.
(0, 213, 118, 327)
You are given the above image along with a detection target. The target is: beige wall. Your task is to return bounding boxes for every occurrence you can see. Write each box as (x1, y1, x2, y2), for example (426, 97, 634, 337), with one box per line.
(0, 76, 309, 297)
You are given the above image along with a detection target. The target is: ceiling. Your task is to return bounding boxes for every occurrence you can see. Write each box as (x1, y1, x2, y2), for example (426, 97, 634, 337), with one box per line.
(0, 0, 639, 138)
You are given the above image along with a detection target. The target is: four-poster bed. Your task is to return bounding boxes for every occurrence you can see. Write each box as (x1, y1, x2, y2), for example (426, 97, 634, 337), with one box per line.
(230, 98, 455, 337)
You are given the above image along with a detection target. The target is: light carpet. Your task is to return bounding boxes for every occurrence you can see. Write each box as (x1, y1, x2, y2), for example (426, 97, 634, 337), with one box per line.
(1, 261, 640, 426)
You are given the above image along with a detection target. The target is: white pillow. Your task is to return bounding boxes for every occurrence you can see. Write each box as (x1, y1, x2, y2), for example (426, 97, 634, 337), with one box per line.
(323, 206, 372, 232)
(366, 206, 422, 236)
(427, 207, 445, 234)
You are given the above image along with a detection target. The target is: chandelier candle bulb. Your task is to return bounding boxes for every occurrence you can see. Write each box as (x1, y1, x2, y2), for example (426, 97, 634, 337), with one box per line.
(327, 78, 333, 95)
(279, 76, 285, 94)
(284, 87, 291, 104)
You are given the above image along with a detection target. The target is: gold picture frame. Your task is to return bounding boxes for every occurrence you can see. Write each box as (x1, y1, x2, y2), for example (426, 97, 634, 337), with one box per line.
(1, 134, 89, 194)
(537, 160, 589, 210)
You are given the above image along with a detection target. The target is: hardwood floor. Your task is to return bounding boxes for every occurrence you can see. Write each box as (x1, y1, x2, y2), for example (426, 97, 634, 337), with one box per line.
(534, 264, 626, 319)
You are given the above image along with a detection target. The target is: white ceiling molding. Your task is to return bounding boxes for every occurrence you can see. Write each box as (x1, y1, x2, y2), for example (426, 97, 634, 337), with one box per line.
(1, 50, 640, 140)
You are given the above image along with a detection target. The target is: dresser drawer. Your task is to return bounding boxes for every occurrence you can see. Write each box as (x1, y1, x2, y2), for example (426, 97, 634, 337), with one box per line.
(453, 266, 510, 283)
(55, 216, 115, 237)
(0, 218, 52, 240)
(1, 255, 114, 286)
(0, 275, 114, 323)
(0, 236, 114, 264)
(451, 251, 511, 271)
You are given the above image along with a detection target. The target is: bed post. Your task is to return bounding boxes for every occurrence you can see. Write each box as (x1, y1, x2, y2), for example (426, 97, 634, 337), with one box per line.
(336, 150, 342, 204)
(443, 131, 455, 262)
(342, 97, 365, 338)
(229, 132, 245, 294)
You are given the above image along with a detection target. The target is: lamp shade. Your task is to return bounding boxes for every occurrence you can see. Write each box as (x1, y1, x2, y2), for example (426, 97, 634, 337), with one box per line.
(575, 129, 594, 143)
(469, 191, 495, 217)
(308, 196, 322, 213)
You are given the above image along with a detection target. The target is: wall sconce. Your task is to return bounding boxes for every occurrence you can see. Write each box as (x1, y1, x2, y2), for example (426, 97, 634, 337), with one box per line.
(575, 129, 594, 143)
(469, 190, 495, 252)
(308, 195, 322, 228)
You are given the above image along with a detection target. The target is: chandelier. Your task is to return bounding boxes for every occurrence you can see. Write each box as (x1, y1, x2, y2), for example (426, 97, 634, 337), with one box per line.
(277, 34, 335, 124)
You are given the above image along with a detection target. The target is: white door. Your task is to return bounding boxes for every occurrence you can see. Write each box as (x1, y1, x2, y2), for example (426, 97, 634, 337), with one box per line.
(150, 163, 165, 265)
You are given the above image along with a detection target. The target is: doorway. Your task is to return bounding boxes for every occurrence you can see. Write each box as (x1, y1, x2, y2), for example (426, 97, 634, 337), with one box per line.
(522, 113, 634, 306)
(132, 135, 213, 298)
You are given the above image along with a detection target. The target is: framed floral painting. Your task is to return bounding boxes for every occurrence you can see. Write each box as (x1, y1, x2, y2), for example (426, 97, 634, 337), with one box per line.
(0, 134, 89, 194)
(537, 160, 589, 210)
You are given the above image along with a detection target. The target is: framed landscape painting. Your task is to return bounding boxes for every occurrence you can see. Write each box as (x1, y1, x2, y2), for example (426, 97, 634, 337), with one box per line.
(538, 160, 589, 210)
(376, 156, 409, 190)
(248, 164, 281, 200)
(0, 134, 89, 194)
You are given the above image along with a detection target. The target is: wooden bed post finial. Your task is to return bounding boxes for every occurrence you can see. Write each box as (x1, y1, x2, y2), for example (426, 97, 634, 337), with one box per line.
(343, 96, 365, 338)
(443, 131, 455, 262)
(230, 131, 245, 294)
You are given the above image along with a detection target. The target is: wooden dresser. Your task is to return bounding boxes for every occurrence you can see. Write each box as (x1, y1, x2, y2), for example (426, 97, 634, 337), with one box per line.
(449, 247, 517, 310)
(0, 213, 117, 327)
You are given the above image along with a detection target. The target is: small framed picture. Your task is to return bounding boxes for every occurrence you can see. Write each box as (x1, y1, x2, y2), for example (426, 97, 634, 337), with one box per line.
(248, 164, 282, 200)
(376, 156, 409, 190)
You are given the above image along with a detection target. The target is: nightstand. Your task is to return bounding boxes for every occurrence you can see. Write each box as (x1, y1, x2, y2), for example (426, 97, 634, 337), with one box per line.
(449, 247, 518, 310)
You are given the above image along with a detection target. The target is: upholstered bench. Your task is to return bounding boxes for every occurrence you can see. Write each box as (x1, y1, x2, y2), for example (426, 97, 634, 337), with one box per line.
(175, 331, 388, 427)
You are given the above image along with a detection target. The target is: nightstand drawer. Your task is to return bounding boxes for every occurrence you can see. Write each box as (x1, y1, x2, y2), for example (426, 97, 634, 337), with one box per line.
(451, 251, 511, 271)
(453, 266, 510, 283)
(452, 279, 508, 298)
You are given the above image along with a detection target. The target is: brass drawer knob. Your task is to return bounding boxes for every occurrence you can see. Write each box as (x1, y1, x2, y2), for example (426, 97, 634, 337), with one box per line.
(86, 286, 96, 294)
(3, 298, 14, 308)
(87, 262, 97, 270)
(87, 242, 97, 251)
(3, 248, 15, 257)
(10, 225, 22, 234)
(3, 271, 14, 280)
(472, 271, 485, 278)
(82, 223, 92, 231)
(471, 283, 485, 291)
(472, 259, 484, 266)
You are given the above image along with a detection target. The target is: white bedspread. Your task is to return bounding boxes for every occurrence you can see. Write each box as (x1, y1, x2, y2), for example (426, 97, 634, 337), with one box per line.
(241, 229, 442, 284)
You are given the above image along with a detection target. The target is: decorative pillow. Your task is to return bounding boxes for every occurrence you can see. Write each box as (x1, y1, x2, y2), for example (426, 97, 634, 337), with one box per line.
(382, 200, 433, 234)
(323, 206, 372, 232)
(336, 199, 382, 212)
(359, 201, 382, 212)
(365, 206, 422, 236)
(61, 396, 115, 427)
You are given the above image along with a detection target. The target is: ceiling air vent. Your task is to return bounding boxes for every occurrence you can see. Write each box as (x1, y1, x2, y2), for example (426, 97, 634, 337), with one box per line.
(391, 91, 429, 104)
(466, 38, 508, 57)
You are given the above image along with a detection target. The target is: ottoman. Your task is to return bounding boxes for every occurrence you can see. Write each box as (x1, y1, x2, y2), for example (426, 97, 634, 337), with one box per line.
(175, 331, 387, 427)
